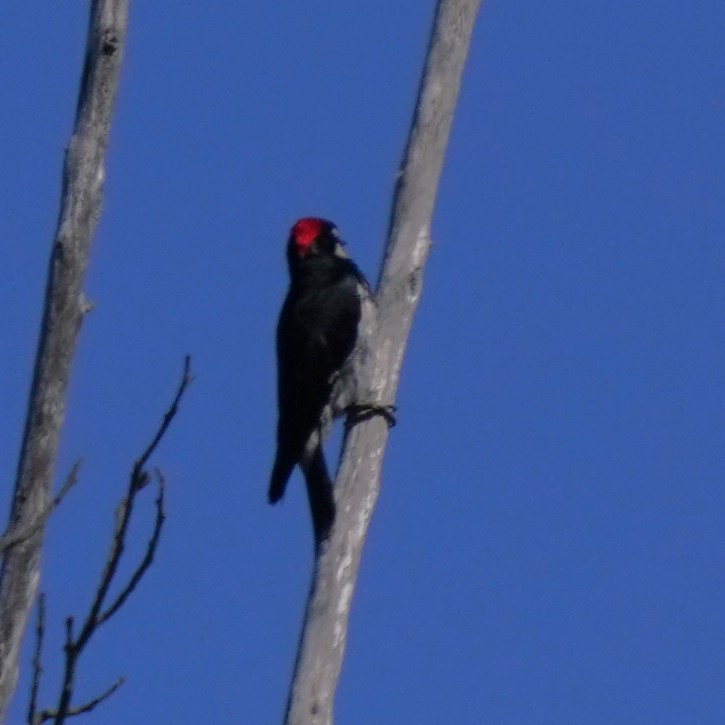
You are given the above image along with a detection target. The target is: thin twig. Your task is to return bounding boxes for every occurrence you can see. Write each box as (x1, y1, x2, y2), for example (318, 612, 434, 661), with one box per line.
(27, 594, 45, 725)
(36, 678, 124, 724)
(41, 358, 191, 724)
(133, 355, 193, 477)
(0, 464, 80, 556)
(79, 356, 191, 649)
(98, 471, 166, 625)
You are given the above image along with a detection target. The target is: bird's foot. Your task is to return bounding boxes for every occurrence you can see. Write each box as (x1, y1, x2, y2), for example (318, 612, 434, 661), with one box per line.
(346, 402, 397, 429)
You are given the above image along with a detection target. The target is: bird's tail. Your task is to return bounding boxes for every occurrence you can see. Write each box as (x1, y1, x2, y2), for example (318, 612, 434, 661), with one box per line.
(301, 443, 335, 542)
(269, 432, 335, 542)
(268, 453, 294, 505)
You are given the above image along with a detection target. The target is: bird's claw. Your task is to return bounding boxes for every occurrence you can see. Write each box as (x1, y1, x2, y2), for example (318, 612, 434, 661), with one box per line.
(346, 402, 397, 429)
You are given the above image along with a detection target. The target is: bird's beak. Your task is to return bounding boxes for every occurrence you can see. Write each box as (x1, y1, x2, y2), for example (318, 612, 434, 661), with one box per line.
(334, 240, 348, 259)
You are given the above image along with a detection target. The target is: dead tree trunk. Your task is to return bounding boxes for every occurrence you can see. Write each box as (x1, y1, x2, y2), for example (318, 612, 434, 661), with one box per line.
(283, 1, 483, 723)
(0, 2, 131, 719)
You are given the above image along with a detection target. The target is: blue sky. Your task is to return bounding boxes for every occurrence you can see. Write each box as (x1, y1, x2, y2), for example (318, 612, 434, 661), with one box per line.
(2, 1, 724, 723)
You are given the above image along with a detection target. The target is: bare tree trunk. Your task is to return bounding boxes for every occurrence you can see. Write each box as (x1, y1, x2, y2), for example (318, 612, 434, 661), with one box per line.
(284, 1, 483, 723)
(0, 2, 130, 719)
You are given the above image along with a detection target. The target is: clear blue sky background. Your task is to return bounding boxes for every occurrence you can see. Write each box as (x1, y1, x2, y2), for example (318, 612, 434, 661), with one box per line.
(1, 2, 724, 723)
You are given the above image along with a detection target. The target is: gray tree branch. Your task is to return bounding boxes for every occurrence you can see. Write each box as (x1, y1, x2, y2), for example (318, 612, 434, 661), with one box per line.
(0, 2, 131, 719)
(283, 1, 483, 723)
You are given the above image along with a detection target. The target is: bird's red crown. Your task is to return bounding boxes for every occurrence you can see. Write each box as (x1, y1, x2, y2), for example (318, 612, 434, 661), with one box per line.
(290, 217, 325, 256)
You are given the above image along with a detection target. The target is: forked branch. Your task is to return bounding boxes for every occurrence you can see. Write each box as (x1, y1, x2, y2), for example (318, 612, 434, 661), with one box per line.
(27, 358, 192, 725)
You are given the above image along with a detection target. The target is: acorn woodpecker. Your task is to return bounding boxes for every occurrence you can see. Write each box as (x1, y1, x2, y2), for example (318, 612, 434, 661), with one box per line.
(269, 218, 374, 539)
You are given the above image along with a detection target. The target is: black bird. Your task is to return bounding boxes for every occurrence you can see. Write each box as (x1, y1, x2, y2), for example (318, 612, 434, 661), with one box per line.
(270, 217, 373, 539)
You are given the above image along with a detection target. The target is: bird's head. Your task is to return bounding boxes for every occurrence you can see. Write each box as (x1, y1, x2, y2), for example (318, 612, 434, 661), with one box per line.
(287, 217, 347, 262)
